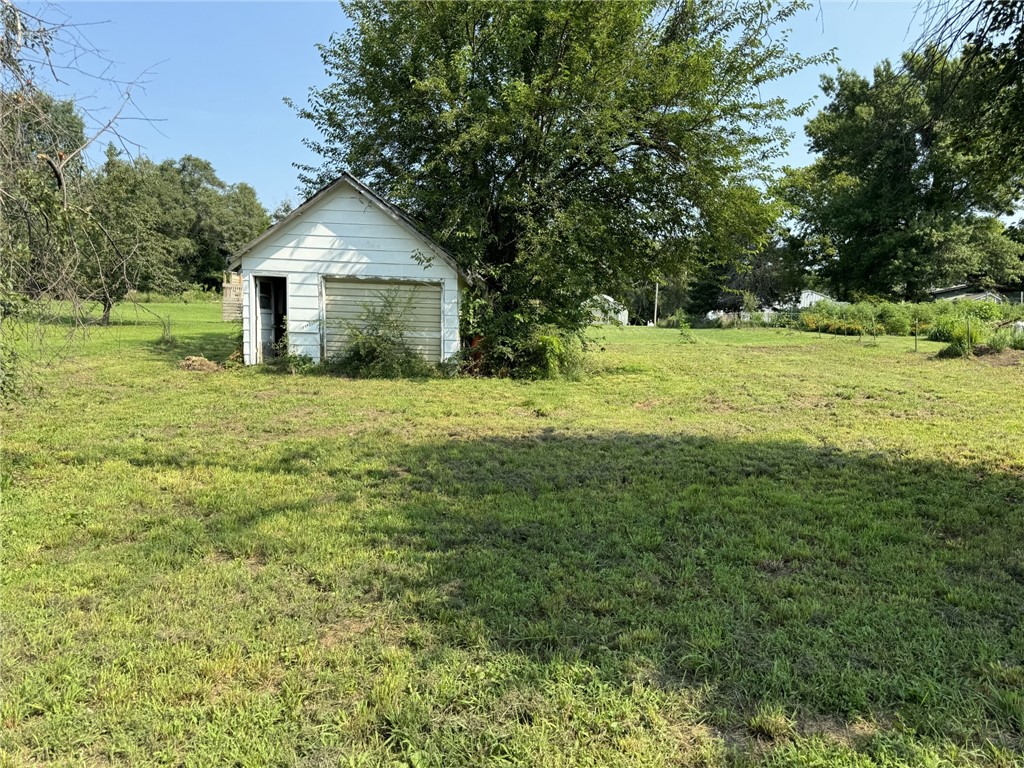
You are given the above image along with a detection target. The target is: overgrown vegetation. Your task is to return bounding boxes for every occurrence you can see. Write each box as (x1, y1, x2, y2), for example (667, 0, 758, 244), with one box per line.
(326, 292, 435, 379)
(2, 304, 1022, 766)
(798, 299, 1024, 357)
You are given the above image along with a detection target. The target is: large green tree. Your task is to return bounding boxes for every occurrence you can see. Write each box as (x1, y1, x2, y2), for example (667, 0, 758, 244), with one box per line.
(783, 51, 1024, 300)
(148, 156, 270, 290)
(73, 148, 272, 323)
(78, 148, 181, 323)
(293, 0, 823, 373)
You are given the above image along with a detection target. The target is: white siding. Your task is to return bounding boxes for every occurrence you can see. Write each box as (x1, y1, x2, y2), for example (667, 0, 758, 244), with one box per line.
(239, 182, 461, 365)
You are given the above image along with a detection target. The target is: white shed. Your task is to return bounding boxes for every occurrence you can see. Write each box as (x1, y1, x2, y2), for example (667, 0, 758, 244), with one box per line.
(589, 295, 629, 325)
(227, 174, 469, 365)
(795, 289, 835, 309)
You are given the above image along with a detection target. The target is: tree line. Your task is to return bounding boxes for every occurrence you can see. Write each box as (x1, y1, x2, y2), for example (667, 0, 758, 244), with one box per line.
(630, 42, 1024, 321)
(2, 93, 270, 325)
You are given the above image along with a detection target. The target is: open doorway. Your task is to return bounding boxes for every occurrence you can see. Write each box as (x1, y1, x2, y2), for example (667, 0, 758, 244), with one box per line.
(254, 276, 287, 362)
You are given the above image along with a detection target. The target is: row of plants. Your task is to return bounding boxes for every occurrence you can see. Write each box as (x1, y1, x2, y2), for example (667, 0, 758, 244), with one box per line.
(799, 299, 1024, 356)
(126, 284, 221, 305)
(688, 298, 1024, 357)
(800, 299, 1022, 337)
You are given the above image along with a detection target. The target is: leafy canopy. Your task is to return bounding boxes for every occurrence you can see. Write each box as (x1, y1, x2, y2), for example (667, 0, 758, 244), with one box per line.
(782, 50, 1024, 301)
(921, 1, 1024, 171)
(293, 0, 825, 373)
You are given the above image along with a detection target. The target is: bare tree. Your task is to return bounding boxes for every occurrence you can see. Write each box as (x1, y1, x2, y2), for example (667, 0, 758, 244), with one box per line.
(1, 1, 151, 400)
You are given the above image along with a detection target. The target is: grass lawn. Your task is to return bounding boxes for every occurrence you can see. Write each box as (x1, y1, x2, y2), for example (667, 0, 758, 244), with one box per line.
(2, 303, 1023, 767)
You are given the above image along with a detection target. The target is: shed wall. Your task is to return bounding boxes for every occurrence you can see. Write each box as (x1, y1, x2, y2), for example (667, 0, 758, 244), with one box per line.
(239, 184, 460, 364)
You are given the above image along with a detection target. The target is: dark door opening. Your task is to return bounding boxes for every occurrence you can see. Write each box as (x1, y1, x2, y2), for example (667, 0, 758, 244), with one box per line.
(255, 276, 287, 362)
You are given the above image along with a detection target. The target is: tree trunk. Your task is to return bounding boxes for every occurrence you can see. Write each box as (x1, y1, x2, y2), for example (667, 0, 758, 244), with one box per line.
(100, 297, 113, 326)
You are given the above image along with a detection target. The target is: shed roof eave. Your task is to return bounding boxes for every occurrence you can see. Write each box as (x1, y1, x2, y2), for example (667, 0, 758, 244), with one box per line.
(226, 172, 476, 286)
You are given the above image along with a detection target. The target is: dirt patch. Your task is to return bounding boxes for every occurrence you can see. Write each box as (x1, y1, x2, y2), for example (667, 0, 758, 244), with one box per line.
(205, 550, 267, 575)
(972, 347, 1024, 367)
(799, 716, 881, 748)
(704, 395, 736, 413)
(319, 616, 375, 649)
(179, 355, 221, 372)
(756, 558, 801, 578)
(634, 398, 663, 411)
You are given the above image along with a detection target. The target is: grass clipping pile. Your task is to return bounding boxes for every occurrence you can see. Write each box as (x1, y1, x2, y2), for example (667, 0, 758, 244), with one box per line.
(179, 355, 221, 372)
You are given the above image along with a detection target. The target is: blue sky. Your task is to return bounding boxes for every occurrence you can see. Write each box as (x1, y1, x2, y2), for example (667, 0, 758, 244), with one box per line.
(37, 1, 925, 211)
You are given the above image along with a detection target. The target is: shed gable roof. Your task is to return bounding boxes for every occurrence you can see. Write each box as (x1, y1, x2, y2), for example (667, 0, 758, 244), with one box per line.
(228, 173, 470, 283)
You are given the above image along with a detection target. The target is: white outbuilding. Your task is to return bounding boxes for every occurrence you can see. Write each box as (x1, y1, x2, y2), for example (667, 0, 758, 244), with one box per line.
(589, 294, 629, 325)
(795, 289, 836, 309)
(226, 173, 469, 365)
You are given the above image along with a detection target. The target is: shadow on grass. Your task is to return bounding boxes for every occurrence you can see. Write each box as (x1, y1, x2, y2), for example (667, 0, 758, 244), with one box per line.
(60, 431, 1024, 746)
(346, 434, 1024, 741)
(143, 332, 241, 365)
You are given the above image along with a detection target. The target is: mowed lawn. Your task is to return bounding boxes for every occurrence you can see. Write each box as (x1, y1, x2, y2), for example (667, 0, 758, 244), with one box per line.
(2, 303, 1023, 767)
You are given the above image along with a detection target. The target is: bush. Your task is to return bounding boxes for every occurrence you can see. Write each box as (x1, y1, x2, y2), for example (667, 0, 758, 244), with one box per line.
(878, 303, 911, 336)
(126, 283, 216, 304)
(266, 339, 316, 375)
(927, 315, 960, 343)
(660, 309, 688, 329)
(677, 315, 697, 344)
(1011, 326, 1024, 351)
(180, 284, 217, 304)
(957, 300, 1005, 322)
(991, 323, 1024, 352)
(987, 328, 1013, 353)
(942, 320, 987, 357)
(513, 327, 585, 379)
(766, 310, 798, 329)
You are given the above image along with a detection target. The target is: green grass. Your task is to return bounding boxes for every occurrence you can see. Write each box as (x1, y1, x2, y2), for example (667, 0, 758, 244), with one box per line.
(2, 303, 1023, 767)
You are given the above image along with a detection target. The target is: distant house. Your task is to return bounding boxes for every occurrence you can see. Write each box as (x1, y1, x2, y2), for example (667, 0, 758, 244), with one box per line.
(929, 284, 1022, 304)
(794, 289, 836, 309)
(589, 295, 629, 325)
(225, 173, 470, 365)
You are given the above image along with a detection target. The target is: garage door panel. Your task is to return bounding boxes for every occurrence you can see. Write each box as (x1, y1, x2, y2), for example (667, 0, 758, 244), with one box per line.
(323, 279, 442, 362)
